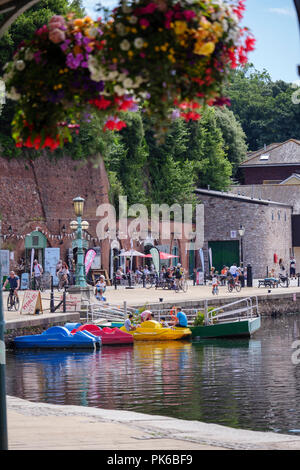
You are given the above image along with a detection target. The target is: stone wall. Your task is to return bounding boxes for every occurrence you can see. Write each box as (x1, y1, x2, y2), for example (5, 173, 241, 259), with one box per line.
(196, 191, 293, 279)
(230, 184, 300, 215)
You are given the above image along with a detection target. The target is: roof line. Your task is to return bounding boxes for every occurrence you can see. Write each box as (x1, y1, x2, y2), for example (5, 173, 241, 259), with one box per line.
(241, 139, 300, 166)
(195, 188, 293, 208)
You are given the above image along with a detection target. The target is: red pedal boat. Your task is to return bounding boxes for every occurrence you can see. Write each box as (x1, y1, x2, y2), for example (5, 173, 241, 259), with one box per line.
(71, 324, 134, 345)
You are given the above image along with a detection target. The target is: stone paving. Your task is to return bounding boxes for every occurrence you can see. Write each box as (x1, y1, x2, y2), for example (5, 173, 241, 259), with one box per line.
(3, 279, 300, 324)
(6, 396, 300, 450)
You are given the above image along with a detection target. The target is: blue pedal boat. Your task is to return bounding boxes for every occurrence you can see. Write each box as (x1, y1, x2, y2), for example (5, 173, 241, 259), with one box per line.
(14, 326, 101, 349)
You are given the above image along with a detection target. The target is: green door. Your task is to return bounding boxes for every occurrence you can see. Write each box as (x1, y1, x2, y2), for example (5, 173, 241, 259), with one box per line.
(208, 241, 239, 273)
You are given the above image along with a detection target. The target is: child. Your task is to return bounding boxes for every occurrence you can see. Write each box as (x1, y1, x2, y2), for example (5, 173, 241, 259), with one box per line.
(160, 317, 169, 328)
(96, 288, 106, 301)
(212, 274, 219, 295)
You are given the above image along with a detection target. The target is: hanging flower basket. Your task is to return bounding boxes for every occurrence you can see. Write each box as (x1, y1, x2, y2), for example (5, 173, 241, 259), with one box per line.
(3, 14, 138, 149)
(99, 0, 255, 125)
(2, 0, 254, 150)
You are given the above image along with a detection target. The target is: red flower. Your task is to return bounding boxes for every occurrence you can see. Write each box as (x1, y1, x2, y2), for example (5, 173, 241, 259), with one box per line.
(245, 36, 256, 52)
(90, 96, 112, 110)
(103, 118, 127, 131)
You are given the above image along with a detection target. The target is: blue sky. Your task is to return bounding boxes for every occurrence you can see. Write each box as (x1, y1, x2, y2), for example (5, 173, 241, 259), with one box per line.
(82, 0, 300, 83)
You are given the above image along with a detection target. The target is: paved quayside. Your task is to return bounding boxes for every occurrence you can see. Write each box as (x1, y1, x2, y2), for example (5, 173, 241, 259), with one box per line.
(6, 396, 300, 450)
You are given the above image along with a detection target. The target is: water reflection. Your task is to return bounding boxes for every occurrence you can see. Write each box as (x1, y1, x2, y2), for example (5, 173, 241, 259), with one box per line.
(6, 315, 300, 435)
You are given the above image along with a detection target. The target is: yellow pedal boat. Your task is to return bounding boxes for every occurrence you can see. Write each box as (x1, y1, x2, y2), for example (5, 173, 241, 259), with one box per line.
(120, 320, 192, 341)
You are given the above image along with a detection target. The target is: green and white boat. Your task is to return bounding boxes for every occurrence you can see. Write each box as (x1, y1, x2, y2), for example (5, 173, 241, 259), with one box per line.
(190, 297, 261, 339)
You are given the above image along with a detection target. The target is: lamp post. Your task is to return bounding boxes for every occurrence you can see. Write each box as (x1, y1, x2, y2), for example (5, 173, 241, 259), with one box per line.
(294, 1, 300, 75)
(70, 197, 89, 288)
(238, 225, 245, 268)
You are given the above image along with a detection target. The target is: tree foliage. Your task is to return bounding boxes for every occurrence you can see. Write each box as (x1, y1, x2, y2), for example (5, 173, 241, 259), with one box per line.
(226, 65, 300, 151)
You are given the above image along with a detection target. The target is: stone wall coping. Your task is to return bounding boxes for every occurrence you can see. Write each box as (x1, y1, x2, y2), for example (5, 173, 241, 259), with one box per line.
(195, 188, 292, 208)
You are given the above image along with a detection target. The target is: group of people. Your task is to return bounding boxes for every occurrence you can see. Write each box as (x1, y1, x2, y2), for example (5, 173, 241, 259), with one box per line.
(124, 306, 188, 332)
(210, 263, 243, 294)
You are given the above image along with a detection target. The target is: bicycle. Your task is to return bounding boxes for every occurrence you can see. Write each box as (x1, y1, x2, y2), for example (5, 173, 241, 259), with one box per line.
(227, 277, 241, 293)
(175, 276, 188, 293)
(145, 273, 157, 289)
(279, 273, 290, 288)
(7, 288, 20, 311)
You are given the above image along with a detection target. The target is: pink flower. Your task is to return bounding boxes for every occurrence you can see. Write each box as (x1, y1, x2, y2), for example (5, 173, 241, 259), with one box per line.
(134, 2, 157, 15)
(49, 28, 66, 44)
(183, 10, 196, 21)
(49, 15, 66, 29)
(140, 18, 150, 28)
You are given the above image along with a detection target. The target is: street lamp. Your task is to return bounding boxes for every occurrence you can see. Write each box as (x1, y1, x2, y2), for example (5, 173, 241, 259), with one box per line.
(70, 197, 89, 288)
(238, 225, 245, 268)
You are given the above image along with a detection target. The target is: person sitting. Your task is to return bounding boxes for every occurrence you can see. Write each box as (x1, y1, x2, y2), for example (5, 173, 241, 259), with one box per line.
(160, 316, 169, 328)
(124, 314, 136, 331)
(140, 310, 153, 322)
(220, 266, 228, 285)
(95, 288, 106, 301)
(172, 307, 188, 328)
(95, 275, 106, 294)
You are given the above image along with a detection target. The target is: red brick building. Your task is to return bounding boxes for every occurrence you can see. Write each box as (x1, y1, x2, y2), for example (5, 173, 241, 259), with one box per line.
(0, 153, 195, 282)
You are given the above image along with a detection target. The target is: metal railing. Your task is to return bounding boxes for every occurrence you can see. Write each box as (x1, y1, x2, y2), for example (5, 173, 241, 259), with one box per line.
(82, 300, 136, 324)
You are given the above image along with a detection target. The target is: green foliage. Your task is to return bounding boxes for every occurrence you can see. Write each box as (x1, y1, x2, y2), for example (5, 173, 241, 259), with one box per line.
(226, 65, 300, 151)
(214, 106, 248, 176)
(186, 108, 232, 190)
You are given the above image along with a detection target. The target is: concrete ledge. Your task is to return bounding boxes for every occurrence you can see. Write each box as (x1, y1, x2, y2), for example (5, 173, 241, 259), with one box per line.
(6, 396, 300, 450)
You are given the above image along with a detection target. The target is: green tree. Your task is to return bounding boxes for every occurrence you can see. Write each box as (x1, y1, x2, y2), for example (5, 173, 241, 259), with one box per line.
(186, 108, 232, 190)
(214, 106, 248, 176)
(226, 65, 300, 151)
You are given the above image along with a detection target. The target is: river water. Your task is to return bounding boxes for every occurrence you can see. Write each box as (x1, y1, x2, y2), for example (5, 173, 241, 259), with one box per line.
(5, 315, 300, 435)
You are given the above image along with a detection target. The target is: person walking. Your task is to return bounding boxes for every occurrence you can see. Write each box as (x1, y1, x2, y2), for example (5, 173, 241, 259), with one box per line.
(33, 259, 43, 290)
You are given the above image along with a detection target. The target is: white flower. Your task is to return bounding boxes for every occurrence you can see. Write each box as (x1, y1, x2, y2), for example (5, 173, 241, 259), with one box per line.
(24, 49, 34, 61)
(114, 84, 126, 95)
(115, 22, 127, 36)
(6, 86, 20, 101)
(123, 77, 133, 89)
(108, 71, 119, 80)
(15, 60, 25, 71)
(134, 37, 144, 49)
(129, 15, 138, 24)
(120, 39, 131, 51)
(122, 2, 132, 13)
(134, 76, 145, 87)
(117, 72, 128, 82)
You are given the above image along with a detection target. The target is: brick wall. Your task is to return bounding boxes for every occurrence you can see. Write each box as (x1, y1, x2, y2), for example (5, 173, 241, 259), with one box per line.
(242, 165, 300, 185)
(0, 153, 111, 269)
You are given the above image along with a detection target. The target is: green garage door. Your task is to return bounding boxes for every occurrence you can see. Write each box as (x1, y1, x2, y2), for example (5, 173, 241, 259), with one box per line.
(208, 241, 239, 273)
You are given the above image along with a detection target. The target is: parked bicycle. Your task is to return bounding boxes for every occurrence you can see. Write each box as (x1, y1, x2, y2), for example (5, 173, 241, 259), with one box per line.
(7, 288, 20, 311)
(279, 273, 290, 288)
